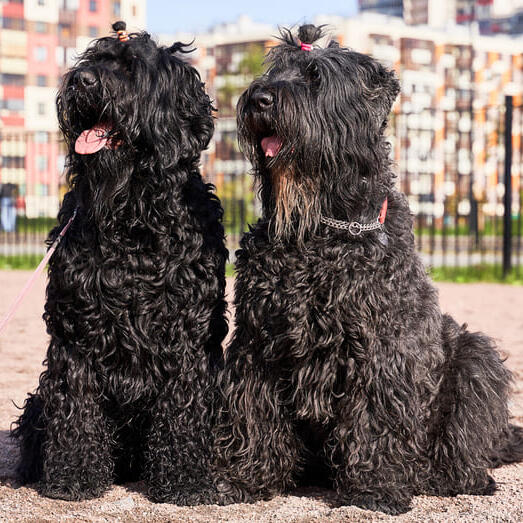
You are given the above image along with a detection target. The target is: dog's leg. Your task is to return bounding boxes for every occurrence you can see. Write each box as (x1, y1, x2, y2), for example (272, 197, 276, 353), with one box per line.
(143, 372, 222, 505)
(30, 343, 114, 501)
(212, 353, 303, 505)
(327, 341, 434, 515)
(428, 314, 512, 496)
(329, 398, 417, 515)
(11, 393, 45, 485)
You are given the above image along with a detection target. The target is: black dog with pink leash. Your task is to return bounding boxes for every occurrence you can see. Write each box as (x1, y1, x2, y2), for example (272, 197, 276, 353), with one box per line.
(11, 22, 228, 504)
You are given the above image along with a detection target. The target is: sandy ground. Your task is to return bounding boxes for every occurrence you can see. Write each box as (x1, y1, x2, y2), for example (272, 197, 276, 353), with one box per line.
(0, 271, 521, 522)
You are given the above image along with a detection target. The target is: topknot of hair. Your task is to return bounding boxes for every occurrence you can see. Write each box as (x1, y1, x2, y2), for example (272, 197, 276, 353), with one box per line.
(297, 24, 324, 45)
(112, 21, 126, 32)
(167, 41, 195, 55)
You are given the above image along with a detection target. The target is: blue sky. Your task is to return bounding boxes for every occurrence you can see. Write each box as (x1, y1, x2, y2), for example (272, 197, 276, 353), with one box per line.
(146, 0, 358, 34)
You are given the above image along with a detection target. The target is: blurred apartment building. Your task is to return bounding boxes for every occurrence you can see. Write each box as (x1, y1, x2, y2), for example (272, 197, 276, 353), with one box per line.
(0, 0, 145, 218)
(172, 12, 522, 222)
(160, 16, 274, 199)
(330, 12, 522, 219)
(359, 0, 523, 35)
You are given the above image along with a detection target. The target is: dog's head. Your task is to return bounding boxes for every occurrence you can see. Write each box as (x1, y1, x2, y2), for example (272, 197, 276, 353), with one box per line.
(58, 21, 213, 168)
(237, 24, 400, 241)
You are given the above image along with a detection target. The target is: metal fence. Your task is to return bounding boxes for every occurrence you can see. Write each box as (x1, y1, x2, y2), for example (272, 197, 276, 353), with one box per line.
(0, 131, 65, 264)
(389, 97, 522, 278)
(1, 100, 522, 279)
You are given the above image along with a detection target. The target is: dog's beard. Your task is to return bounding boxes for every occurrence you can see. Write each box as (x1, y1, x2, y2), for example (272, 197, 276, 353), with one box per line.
(269, 164, 320, 243)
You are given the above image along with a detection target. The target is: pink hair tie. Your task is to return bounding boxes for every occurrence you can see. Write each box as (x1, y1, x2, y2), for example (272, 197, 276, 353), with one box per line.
(300, 42, 312, 51)
(117, 30, 129, 42)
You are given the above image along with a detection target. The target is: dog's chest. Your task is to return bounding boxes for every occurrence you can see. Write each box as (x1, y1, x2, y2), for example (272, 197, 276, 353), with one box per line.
(247, 246, 372, 337)
(245, 256, 355, 421)
(60, 255, 181, 373)
(240, 239, 404, 419)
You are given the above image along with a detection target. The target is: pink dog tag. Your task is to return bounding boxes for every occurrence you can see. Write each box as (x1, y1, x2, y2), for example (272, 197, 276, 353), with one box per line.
(75, 125, 111, 155)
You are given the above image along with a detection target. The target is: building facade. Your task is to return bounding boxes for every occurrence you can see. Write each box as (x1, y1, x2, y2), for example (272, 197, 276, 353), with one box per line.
(326, 13, 522, 222)
(359, 0, 523, 35)
(359, 0, 404, 18)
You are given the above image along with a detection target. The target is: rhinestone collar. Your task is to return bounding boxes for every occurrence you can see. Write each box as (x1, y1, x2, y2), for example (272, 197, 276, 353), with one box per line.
(320, 198, 388, 236)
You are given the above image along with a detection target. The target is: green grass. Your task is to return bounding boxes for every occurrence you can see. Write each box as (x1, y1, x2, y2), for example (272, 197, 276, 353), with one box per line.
(15, 217, 56, 235)
(415, 216, 522, 237)
(3, 256, 522, 285)
(0, 254, 42, 270)
(415, 225, 470, 236)
(0, 258, 238, 276)
(225, 261, 523, 284)
(226, 263, 236, 277)
(1, 257, 239, 276)
(429, 265, 523, 284)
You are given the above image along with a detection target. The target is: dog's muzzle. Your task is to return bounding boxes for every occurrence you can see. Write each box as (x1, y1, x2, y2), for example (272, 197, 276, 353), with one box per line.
(251, 90, 274, 111)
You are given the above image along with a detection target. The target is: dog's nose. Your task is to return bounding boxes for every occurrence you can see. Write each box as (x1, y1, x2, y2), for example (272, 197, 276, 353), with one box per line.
(252, 90, 274, 111)
(77, 70, 97, 87)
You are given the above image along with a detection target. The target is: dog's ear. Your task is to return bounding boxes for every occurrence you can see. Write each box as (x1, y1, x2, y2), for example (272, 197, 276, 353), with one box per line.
(380, 66, 401, 116)
(387, 69, 400, 102)
(359, 57, 400, 123)
(170, 56, 214, 160)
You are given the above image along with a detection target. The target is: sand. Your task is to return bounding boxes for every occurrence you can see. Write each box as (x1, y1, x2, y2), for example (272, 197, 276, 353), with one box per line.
(0, 271, 521, 522)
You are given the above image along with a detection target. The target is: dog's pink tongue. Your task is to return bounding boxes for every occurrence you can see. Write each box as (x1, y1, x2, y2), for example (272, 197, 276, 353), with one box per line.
(75, 124, 111, 155)
(261, 136, 282, 158)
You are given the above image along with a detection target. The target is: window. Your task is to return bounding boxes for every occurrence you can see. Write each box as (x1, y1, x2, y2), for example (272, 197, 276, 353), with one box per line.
(34, 132, 49, 143)
(89, 0, 97, 12)
(56, 47, 65, 67)
(37, 75, 47, 87)
(36, 157, 48, 172)
(113, 1, 121, 16)
(88, 26, 98, 38)
(35, 46, 48, 62)
(59, 23, 72, 38)
(0, 74, 25, 86)
(2, 99, 24, 111)
(132, 4, 137, 16)
(38, 0, 46, 6)
(38, 103, 46, 116)
(35, 22, 47, 33)
(2, 157, 25, 169)
(66, 48, 76, 66)
(2, 17, 25, 30)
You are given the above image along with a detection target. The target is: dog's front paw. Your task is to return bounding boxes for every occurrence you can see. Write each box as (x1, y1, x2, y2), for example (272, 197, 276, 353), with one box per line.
(40, 482, 107, 501)
(148, 483, 221, 506)
(344, 490, 411, 515)
(214, 478, 254, 505)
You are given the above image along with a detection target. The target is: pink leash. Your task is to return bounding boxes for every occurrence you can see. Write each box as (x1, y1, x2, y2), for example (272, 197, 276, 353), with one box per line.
(0, 208, 77, 335)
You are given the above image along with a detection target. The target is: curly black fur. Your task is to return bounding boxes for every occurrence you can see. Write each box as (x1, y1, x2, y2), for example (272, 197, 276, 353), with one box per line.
(11, 22, 228, 504)
(212, 25, 522, 514)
